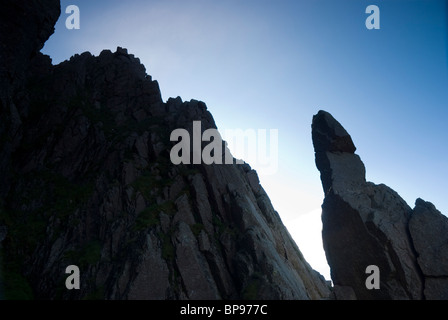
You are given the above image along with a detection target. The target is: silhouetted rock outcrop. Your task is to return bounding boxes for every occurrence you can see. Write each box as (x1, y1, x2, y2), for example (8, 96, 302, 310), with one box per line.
(312, 110, 448, 300)
(409, 199, 448, 299)
(0, 1, 331, 299)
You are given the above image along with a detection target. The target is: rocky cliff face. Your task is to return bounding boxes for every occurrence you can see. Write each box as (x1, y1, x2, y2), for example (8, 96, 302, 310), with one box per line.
(312, 110, 448, 300)
(0, 1, 331, 299)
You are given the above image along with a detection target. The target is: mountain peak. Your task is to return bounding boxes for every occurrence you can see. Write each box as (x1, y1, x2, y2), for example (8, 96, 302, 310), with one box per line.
(0, 0, 331, 300)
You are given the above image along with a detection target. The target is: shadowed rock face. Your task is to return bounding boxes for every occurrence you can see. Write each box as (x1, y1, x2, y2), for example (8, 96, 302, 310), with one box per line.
(0, 1, 331, 299)
(409, 199, 448, 299)
(312, 110, 448, 300)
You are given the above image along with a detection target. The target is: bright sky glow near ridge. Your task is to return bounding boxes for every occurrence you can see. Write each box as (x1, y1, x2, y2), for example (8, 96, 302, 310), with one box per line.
(43, 0, 448, 282)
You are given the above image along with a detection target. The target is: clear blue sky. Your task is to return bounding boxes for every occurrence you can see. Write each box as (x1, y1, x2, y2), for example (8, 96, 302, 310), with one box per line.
(42, 0, 448, 281)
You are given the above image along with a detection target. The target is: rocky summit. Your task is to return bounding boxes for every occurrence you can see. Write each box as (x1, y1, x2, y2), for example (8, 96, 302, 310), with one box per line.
(312, 110, 448, 300)
(0, 0, 331, 299)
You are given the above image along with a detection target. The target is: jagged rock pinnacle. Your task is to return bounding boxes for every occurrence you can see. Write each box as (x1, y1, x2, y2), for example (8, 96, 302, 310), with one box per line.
(312, 110, 365, 196)
(312, 110, 448, 300)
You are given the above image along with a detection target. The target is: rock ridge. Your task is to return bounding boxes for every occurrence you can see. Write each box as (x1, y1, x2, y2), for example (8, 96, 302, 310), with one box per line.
(0, 0, 331, 300)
